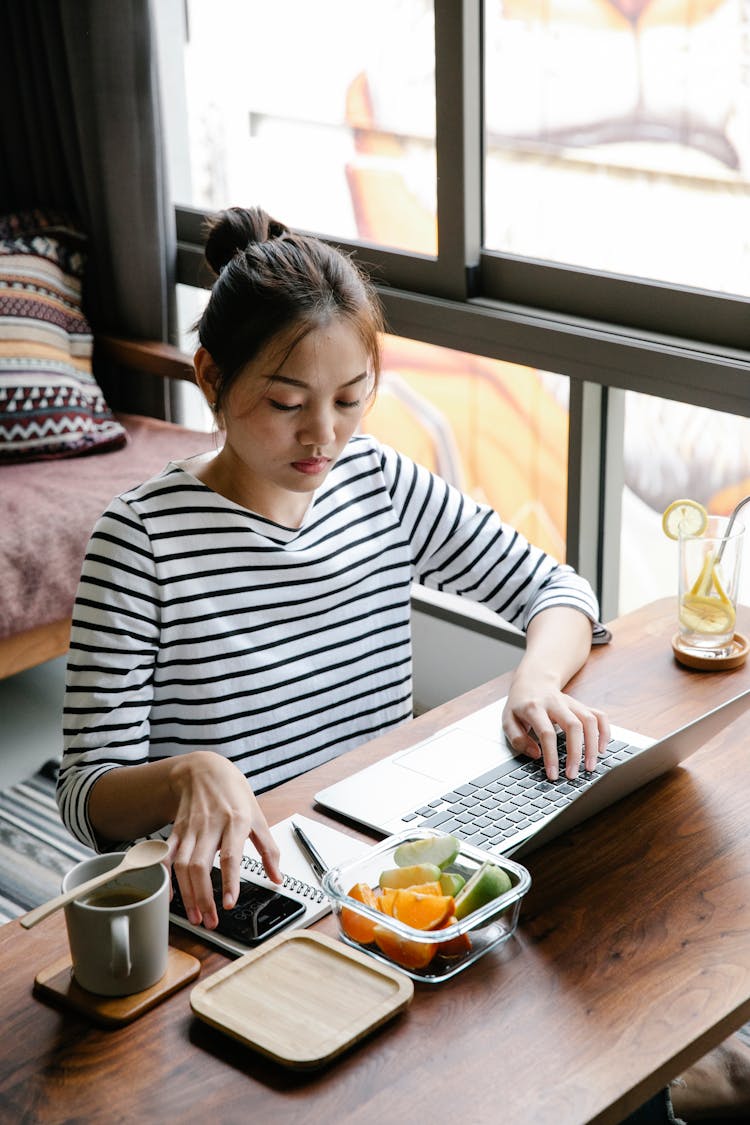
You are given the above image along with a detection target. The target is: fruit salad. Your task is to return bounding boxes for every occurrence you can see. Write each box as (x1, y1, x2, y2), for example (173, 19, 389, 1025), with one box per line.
(323, 831, 530, 981)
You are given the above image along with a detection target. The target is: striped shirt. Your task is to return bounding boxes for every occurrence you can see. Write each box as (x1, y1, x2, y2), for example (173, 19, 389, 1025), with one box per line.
(57, 434, 601, 849)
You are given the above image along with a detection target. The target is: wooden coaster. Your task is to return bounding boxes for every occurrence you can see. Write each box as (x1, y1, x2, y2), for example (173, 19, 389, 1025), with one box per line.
(672, 631, 749, 671)
(33, 946, 201, 1028)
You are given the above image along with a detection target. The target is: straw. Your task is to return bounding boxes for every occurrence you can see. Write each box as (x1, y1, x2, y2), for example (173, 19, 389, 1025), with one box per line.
(716, 494, 750, 564)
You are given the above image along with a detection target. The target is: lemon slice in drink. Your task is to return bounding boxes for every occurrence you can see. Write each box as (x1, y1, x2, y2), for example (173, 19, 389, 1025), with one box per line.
(679, 595, 735, 634)
(689, 552, 714, 597)
(662, 499, 708, 540)
(710, 562, 731, 605)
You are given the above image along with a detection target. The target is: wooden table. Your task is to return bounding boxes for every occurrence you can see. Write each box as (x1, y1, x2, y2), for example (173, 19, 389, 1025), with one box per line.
(2, 598, 750, 1125)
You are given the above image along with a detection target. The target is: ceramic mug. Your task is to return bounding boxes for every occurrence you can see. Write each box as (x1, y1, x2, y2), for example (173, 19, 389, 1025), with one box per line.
(62, 852, 169, 996)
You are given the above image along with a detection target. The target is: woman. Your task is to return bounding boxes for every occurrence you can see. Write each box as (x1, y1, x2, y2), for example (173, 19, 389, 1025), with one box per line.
(58, 205, 608, 926)
(57, 206, 750, 1121)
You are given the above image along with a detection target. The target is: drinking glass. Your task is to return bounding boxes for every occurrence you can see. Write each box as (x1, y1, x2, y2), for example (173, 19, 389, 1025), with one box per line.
(678, 515, 744, 659)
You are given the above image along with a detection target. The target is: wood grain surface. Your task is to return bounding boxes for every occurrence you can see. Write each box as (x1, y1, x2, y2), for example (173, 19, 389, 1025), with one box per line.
(33, 947, 201, 1028)
(2, 597, 750, 1125)
(189, 931, 412, 1068)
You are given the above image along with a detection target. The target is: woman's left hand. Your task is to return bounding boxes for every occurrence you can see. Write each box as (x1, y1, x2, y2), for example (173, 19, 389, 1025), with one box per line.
(502, 673, 610, 781)
(502, 607, 610, 780)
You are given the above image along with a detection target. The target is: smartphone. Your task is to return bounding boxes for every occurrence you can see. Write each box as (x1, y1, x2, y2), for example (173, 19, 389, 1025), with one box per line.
(170, 868, 305, 956)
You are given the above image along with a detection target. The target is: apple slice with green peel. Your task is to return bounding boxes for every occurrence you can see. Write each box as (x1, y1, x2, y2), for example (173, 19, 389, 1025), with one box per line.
(379, 862, 442, 889)
(393, 834, 460, 870)
(439, 871, 465, 896)
(454, 861, 512, 920)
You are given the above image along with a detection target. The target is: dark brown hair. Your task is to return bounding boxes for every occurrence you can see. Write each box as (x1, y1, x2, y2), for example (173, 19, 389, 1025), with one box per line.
(196, 206, 384, 413)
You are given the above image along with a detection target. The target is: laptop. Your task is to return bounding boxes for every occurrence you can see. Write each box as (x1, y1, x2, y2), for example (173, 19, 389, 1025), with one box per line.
(315, 688, 750, 860)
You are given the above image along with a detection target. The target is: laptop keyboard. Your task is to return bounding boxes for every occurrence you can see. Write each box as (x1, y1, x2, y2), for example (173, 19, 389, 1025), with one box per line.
(400, 733, 640, 850)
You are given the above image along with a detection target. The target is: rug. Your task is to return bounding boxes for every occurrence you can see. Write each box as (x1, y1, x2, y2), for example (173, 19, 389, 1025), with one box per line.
(0, 759, 94, 924)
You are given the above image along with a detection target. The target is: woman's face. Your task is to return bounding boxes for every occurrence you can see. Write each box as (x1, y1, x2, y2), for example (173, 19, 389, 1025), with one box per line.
(200, 319, 371, 525)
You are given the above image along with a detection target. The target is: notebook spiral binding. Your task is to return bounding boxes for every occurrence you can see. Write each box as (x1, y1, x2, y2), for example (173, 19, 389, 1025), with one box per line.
(240, 854, 326, 903)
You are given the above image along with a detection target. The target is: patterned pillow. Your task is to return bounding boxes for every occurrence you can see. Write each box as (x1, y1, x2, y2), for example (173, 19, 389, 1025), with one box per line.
(0, 210, 126, 462)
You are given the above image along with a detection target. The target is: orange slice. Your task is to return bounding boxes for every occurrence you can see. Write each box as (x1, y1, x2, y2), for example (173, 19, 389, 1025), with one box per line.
(340, 883, 379, 945)
(403, 882, 442, 896)
(391, 890, 454, 930)
(436, 915, 473, 959)
(373, 924, 435, 970)
(376, 889, 398, 916)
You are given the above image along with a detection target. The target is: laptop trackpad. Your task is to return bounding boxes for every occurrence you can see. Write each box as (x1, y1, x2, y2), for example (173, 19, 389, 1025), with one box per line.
(393, 728, 512, 786)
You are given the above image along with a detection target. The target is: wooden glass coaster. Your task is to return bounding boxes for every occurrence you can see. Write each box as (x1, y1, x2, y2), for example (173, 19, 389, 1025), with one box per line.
(33, 946, 201, 1028)
(672, 632, 749, 671)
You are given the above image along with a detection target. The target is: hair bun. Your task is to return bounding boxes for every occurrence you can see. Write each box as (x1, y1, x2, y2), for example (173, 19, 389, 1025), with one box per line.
(204, 206, 288, 275)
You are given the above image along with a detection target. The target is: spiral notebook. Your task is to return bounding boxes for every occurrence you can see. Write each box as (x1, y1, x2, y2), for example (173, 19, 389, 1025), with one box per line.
(238, 814, 369, 926)
(169, 815, 369, 956)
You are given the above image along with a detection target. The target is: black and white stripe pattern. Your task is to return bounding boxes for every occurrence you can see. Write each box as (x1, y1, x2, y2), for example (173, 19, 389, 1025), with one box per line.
(58, 435, 600, 849)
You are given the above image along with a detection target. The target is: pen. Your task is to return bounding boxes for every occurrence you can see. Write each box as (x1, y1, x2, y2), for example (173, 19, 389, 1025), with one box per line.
(291, 821, 329, 882)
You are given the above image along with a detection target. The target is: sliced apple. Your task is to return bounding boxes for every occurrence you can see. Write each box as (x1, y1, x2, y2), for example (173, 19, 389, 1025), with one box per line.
(379, 862, 442, 889)
(439, 871, 466, 896)
(454, 861, 512, 921)
(393, 833, 459, 870)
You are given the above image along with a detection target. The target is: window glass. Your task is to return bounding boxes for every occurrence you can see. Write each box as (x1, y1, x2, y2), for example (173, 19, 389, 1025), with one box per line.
(483, 0, 750, 296)
(173, 284, 211, 430)
(368, 338, 570, 560)
(178, 0, 436, 253)
(175, 288, 570, 561)
(619, 391, 750, 613)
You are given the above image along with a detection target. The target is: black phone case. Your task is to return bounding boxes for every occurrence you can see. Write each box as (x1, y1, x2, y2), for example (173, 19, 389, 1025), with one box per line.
(170, 869, 305, 953)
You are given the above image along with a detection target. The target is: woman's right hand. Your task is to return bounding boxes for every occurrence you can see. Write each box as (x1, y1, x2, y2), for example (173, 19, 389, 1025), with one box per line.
(165, 751, 282, 929)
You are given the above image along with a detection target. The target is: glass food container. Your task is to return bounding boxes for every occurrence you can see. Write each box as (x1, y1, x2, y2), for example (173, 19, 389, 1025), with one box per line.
(322, 828, 531, 983)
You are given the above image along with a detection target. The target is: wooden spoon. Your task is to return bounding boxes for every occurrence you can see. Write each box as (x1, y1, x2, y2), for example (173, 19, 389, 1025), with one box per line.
(20, 839, 170, 929)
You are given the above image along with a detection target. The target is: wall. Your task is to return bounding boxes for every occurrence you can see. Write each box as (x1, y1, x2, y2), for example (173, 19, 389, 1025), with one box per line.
(411, 595, 523, 714)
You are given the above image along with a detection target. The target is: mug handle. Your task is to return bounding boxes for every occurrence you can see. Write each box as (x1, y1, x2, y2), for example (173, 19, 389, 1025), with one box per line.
(110, 915, 132, 980)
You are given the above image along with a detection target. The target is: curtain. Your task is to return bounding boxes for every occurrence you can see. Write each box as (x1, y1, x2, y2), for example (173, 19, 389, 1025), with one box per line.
(0, 0, 176, 411)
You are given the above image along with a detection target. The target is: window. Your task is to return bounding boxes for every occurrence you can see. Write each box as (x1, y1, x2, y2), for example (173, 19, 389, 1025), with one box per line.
(174, 288, 571, 562)
(620, 391, 750, 613)
(177, 0, 436, 253)
(483, 0, 750, 297)
(370, 339, 570, 560)
(160, 0, 750, 631)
